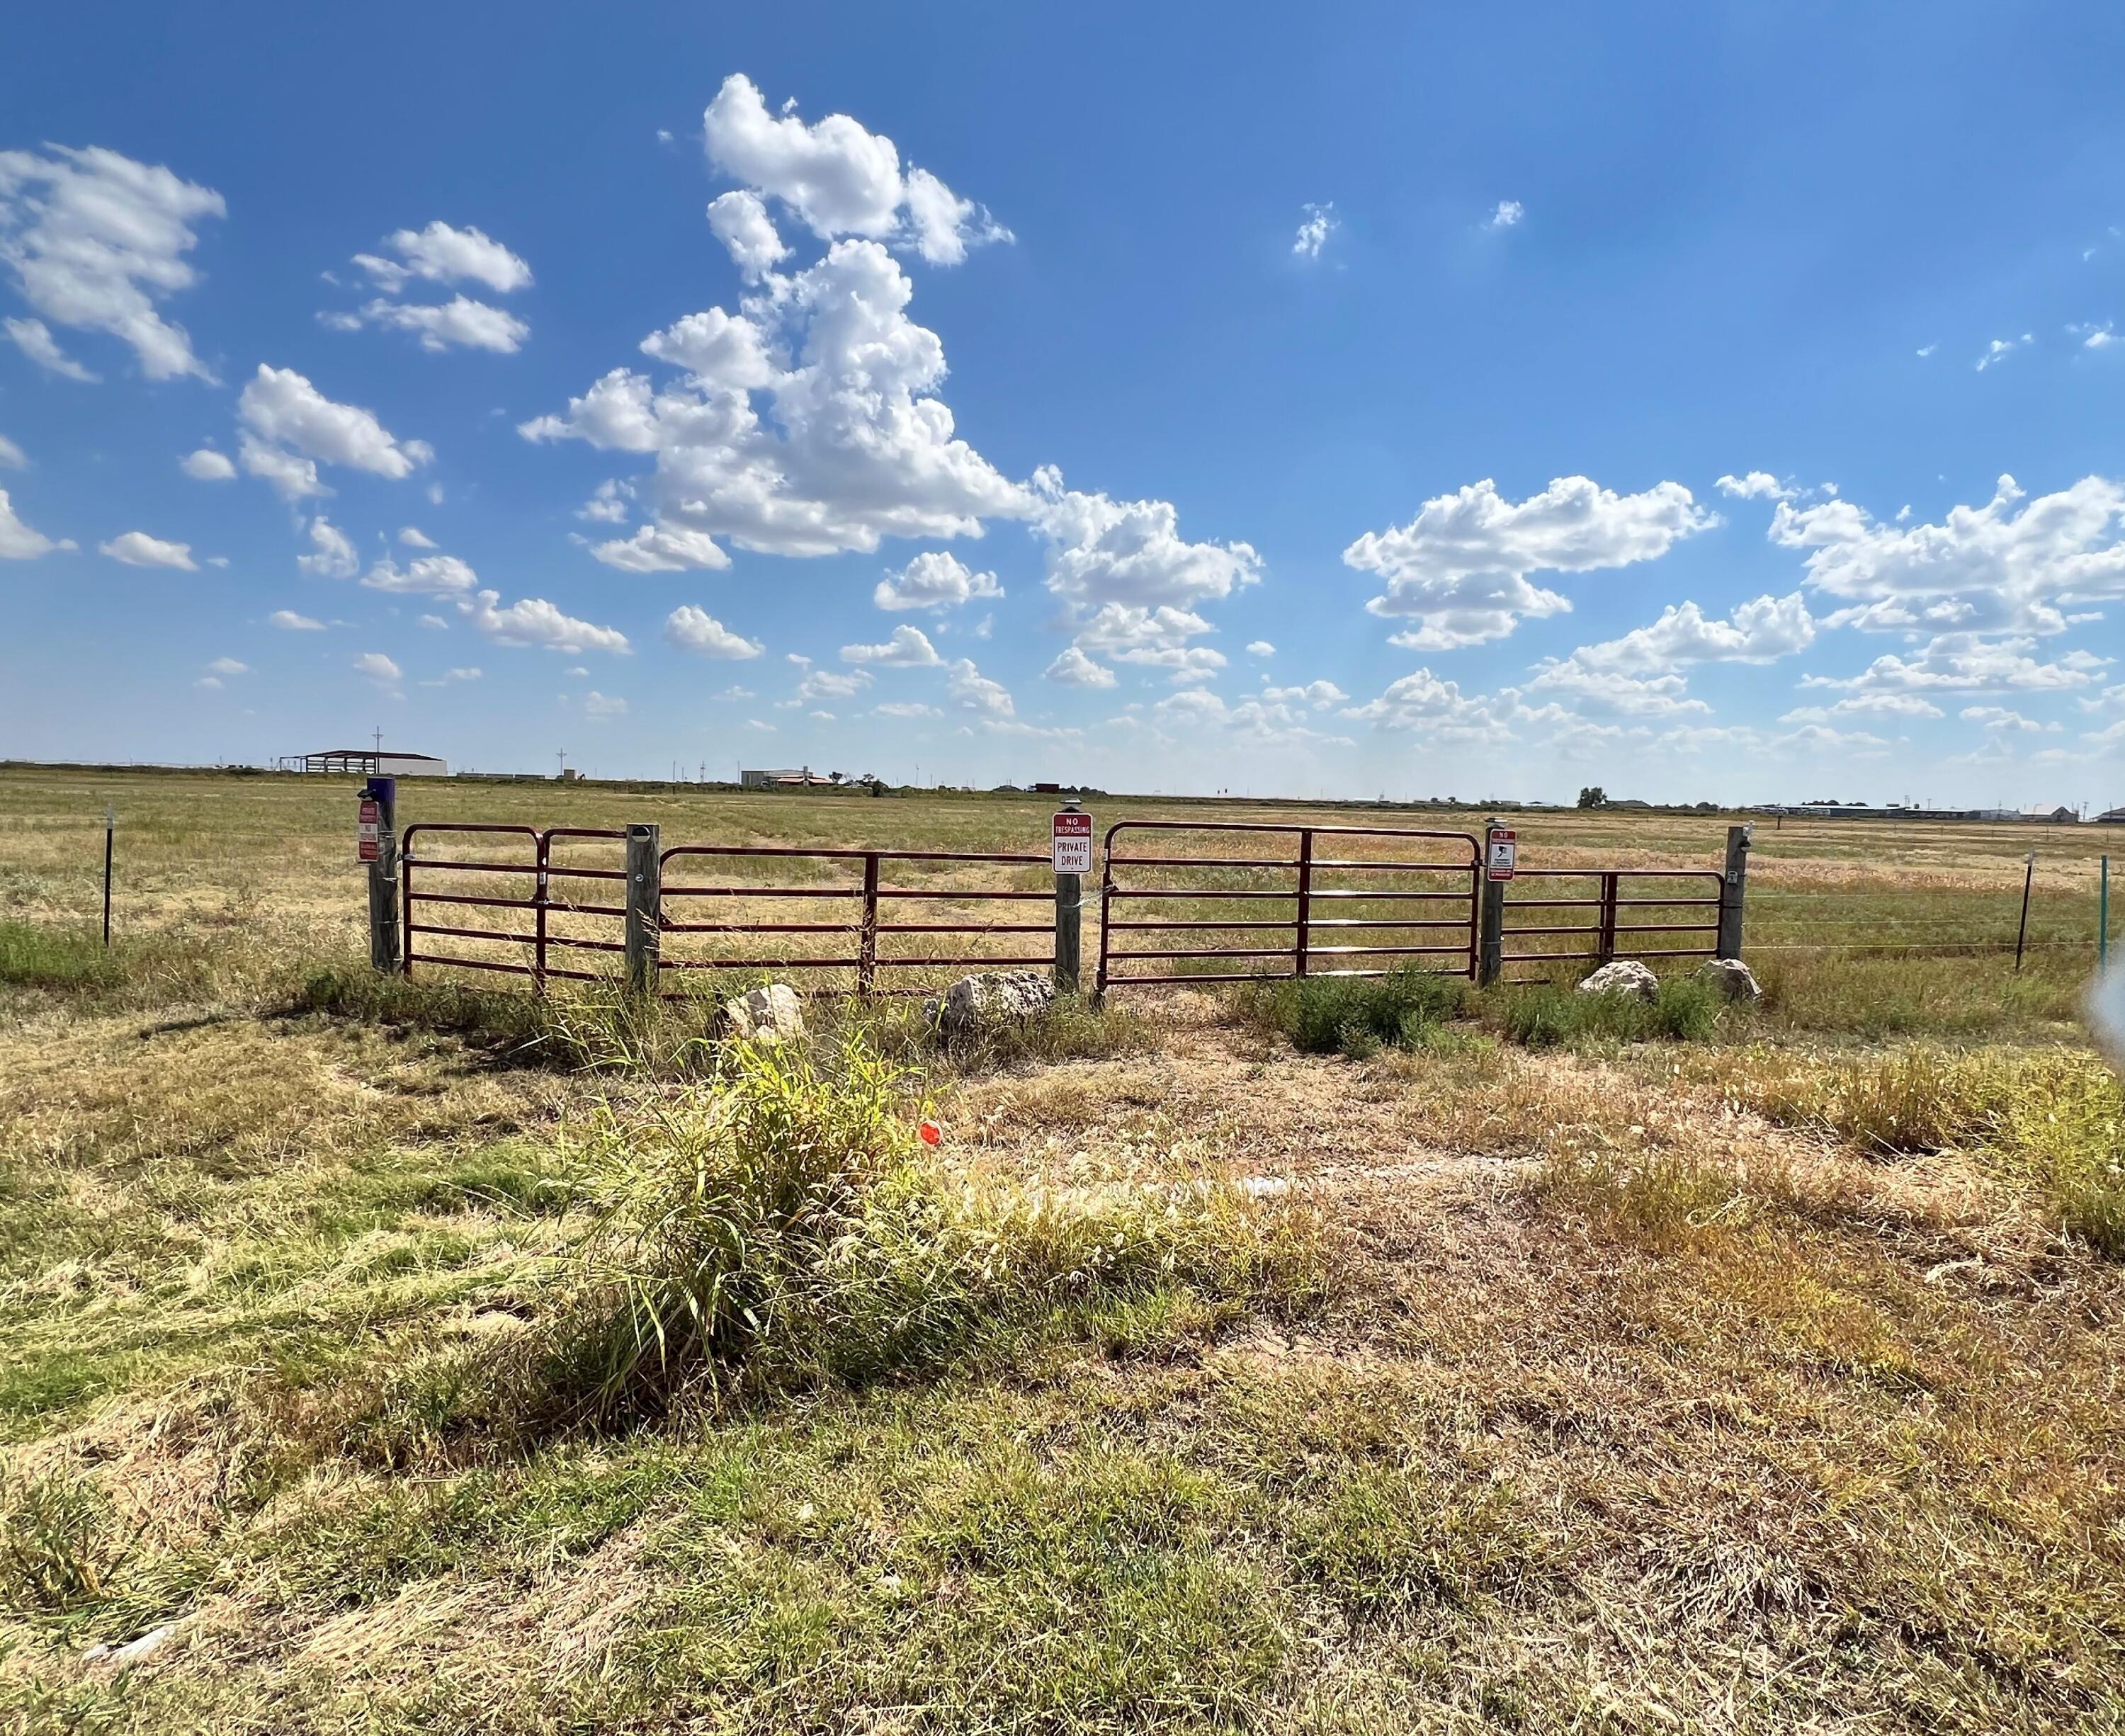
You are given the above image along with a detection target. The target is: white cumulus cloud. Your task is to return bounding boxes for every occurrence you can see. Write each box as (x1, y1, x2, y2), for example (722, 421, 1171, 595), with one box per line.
(0, 488, 70, 559)
(328, 295, 528, 353)
(459, 590, 629, 654)
(1764, 474, 2125, 637)
(295, 516, 358, 579)
(355, 222, 531, 295)
(523, 239, 1024, 562)
(361, 554, 478, 596)
(1292, 202, 1337, 259)
(1801, 632, 2109, 695)
(180, 447, 235, 481)
(0, 433, 23, 469)
(1044, 646, 1117, 688)
(873, 549, 1003, 611)
(1485, 200, 1524, 230)
(945, 657, 1014, 719)
(99, 530, 196, 569)
(1343, 475, 1718, 649)
(840, 623, 940, 666)
(269, 609, 324, 630)
(5, 315, 97, 381)
(702, 74, 1008, 266)
(664, 605, 764, 658)
(239, 365, 431, 487)
(353, 652, 401, 684)
(0, 145, 225, 380)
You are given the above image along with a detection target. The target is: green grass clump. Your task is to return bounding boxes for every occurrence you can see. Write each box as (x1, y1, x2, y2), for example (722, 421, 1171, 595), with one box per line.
(1495, 972, 1721, 1048)
(555, 1035, 1315, 1419)
(1720, 1044, 2125, 1256)
(288, 964, 551, 1048)
(0, 1465, 136, 1616)
(1238, 967, 1467, 1059)
(0, 919, 222, 1004)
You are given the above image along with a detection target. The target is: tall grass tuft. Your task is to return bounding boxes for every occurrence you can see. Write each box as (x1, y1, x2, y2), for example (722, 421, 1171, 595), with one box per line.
(0, 1465, 137, 1616)
(554, 1035, 1318, 1420)
(1719, 1043, 2125, 1256)
(1237, 967, 1467, 1059)
(1495, 973, 1721, 1048)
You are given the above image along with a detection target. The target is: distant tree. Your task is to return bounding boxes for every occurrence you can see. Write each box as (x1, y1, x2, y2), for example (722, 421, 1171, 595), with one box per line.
(1577, 786, 1607, 810)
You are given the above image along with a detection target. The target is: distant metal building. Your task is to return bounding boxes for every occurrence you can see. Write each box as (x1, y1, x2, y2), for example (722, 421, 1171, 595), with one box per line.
(284, 749, 449, 777)
(741, 766, 837, 788)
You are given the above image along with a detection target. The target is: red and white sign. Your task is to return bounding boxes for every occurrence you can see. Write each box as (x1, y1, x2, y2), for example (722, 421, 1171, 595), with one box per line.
(357, 798, 381, 864)
(1485, 826, 1517, 882)
(1052, 809, 1094, 875)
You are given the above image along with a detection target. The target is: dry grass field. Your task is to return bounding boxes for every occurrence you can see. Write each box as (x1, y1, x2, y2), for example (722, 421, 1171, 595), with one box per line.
(2, 763, 2122, 1734)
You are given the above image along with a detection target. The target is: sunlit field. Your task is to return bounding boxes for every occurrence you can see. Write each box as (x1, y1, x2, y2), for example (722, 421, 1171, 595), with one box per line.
(3, 762, 2122, 1733)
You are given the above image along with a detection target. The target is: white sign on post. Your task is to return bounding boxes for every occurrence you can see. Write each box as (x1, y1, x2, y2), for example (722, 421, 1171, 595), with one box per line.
(1052, 809, 1093, 875)
(1485, 826, 1517, 883)
(357, 797, 381, 864)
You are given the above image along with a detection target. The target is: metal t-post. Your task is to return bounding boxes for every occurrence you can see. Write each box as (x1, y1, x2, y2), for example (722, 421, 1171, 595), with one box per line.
(625, 823, 662, 997)
(1716, 823, 1752, 960)
(364, 776, 401, 975)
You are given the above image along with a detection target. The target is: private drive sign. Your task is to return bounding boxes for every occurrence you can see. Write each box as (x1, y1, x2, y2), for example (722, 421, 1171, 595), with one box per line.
(357, 798, 381, 863)
(1052, 809, 1093, 875)
(1485, 825, 1517, 882)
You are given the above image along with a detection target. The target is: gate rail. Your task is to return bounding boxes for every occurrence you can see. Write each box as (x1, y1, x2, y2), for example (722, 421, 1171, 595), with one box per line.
(401, 824, 628, 988)
(1499, 868, 1726, 975)
(1098, 820, 1483, 992)
(658, 843, 1054, 997)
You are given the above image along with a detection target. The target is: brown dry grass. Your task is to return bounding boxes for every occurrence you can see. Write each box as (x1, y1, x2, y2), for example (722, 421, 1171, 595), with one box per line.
(3, 764, 2123, 1731)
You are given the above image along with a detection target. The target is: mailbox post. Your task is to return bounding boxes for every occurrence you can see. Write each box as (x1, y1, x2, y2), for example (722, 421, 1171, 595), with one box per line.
(361, 777, 401, 975)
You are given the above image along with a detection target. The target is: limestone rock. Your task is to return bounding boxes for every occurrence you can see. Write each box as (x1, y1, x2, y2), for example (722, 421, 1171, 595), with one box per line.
(1577, 959, 1660, 1000)
(934, 970, 1058, 1039)
(724, 982, 804, 1045)
(1696, 957, 1762, 1002)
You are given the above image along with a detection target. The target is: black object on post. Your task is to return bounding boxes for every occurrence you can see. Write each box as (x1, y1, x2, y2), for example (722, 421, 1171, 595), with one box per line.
(2014, 850, 2036, 972)
(1716, 824, 1752, 961)
(363, 777, 402, 975)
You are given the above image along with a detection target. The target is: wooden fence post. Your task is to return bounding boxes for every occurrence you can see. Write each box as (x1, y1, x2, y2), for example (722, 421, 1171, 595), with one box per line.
(1477, 817, 1506, 987)
(1054, 863, 1082, 997)
(1597, 870, 1619, 964)
(1716, 823, 1751, 960)
(364, 776, 402, 975)
(625, 823, 662, 997)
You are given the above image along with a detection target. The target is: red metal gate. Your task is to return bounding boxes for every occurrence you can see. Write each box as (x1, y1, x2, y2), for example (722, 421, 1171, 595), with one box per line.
(1097, 820, 1483, 992)
(1498, 868, 1725, 976)
(657, 843, 1055, 997)
(400, 824, 628, 987)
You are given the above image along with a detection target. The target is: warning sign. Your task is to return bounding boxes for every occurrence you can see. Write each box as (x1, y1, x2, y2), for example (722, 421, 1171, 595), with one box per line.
(1052, 809, 1093, 875)
(1485, 826, 1517, 883)
(357, 798, 381, 864)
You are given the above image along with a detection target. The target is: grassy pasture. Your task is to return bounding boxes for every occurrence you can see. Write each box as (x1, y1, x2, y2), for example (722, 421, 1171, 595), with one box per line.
(1, 762, 2124, 1733)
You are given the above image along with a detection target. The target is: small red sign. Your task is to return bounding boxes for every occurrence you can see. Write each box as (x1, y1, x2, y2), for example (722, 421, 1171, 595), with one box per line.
(1052, 809, 1093, 875)
(357, 798, 381, 863)
(1485, 826, 1517, 883)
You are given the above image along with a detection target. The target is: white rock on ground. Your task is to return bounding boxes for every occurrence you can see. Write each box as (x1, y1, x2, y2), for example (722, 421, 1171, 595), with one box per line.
(1577, 959, 1660, 1000)
(1696, 957, 1762, 1002)
(85, 1623, 175, 1667)
(723, 982, 805, 1045)
(933, 970, 1058, 1039)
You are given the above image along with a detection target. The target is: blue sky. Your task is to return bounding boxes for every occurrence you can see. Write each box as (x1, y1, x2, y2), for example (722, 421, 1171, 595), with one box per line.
(4, 1, 2124, 805)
